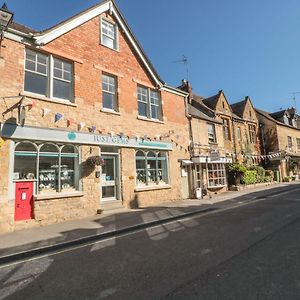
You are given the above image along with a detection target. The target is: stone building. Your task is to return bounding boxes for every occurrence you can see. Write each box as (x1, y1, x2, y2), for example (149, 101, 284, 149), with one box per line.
(179, 81, 262, 195)
(230, 96, 260, 163)
(256, 107, 300, 180)
(0, 1, 190, 233)
(179, 82, 232, 196)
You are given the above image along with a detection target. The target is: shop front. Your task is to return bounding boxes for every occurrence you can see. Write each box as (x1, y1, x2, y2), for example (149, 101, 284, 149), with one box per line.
(192, 153, 232, 197)
(0, 123, 174, 229)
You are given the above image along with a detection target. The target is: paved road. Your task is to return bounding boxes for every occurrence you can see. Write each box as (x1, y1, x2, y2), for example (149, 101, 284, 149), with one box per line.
(1, 184, 300, 300)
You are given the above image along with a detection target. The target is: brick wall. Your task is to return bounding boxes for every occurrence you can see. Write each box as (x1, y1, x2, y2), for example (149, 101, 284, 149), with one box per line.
(0, 12, 189, 232)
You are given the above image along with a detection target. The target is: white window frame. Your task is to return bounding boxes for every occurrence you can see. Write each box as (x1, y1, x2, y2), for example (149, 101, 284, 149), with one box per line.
(207, 123, 216, 143)
(135, 150, 169, 186)
(100, 17, 119, 51)
(24, 49, 74, 102)
(207, 163, 226, 188)
(137, 85, 162, 120)
(14, 142, 81, 195)
(102, 73, 118, 111)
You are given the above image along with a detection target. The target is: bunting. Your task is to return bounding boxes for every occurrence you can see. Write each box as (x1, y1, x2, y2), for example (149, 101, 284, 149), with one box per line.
(42, 108, 51, 117)
(55, 113, 63, 122)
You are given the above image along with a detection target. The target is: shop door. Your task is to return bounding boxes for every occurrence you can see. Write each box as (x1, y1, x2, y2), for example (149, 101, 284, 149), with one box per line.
(101, 155, 118, 200)
(15, 181, 34, 221)
(181, 165, 190, 199)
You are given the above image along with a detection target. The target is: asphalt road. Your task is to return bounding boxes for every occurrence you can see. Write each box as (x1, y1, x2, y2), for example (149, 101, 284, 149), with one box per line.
(1, 184, 300, 300)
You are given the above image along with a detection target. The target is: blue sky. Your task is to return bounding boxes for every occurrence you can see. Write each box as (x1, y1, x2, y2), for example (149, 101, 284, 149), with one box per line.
(5, 0, 300, 111)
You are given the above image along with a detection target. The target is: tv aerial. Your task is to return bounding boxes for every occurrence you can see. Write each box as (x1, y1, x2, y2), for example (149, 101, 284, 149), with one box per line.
(289, 91, 300, 111)
(172, 55, 189, 80)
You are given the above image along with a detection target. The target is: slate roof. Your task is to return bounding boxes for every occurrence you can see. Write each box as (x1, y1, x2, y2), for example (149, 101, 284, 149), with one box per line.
(188, 104, 222, 124)
(255, 108, 300, 130)
(201, 93, 220, 110)
(9, 22, 37, 34)
(230, 100, 246, 118)
(270, 109, 286, 119)
(191, 94, 215, 117)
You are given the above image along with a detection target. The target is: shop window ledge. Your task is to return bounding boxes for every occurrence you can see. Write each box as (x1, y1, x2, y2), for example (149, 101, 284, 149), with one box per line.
(35, 191, 84, 201)
(135, 184, 171, 192)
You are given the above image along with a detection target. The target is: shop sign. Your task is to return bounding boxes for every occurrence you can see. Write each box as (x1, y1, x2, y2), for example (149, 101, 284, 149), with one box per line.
(0, 123, 172, 150)
(210, 150, 220, 161)
(94, 135, 129, 145)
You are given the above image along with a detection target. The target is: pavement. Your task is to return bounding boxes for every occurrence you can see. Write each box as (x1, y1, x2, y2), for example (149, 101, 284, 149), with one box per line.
(0, 181, 299, 266)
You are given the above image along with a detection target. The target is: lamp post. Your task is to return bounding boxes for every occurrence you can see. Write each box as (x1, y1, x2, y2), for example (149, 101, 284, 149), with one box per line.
(0, 3, 14, 57)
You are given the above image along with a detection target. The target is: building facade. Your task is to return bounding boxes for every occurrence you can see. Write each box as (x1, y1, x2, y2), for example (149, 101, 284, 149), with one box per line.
(0, 1, 190, 233)
(230, 96, 260, 163)
(256, 108, 300, 180)
(179, 82, 232, 196)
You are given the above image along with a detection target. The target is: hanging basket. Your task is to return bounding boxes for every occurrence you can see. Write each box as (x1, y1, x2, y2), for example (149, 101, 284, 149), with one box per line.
(86, 156, 105, 167)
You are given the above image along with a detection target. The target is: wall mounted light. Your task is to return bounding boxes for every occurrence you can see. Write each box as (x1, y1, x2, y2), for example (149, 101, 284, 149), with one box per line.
(0, 3, 13, 57)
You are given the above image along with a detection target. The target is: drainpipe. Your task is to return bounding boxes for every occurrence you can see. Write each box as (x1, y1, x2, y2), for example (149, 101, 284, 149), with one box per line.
(231, 118, 237, 162)
(181, 80, 195, 198)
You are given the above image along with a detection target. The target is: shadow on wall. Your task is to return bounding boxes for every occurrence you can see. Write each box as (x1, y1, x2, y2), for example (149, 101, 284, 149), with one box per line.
(129, 194, 139, 209)
(80, 161, 95, 178)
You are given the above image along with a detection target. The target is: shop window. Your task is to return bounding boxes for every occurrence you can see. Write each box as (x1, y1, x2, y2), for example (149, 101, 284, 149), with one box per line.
(207, 163, 226, 187)
(136, 151, 146, 185)
(14, 142, 37, 180)
(135, 150, 168, 186)
(39, 144, 60, 193)
(102, 73, 118, 111)
(101, 18, 118, 50)
(24, 49, 74, 102)
(14, 142, 80, 195)
(137, 85, 162, 120)
(61, 145, 79, 192)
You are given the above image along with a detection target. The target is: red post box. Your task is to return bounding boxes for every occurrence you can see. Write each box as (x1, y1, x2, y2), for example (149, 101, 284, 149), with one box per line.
(15, 181, 34, 221)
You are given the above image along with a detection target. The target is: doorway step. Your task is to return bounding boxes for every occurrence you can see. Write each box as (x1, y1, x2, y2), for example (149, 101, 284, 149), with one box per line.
(100, 200, 127, 214)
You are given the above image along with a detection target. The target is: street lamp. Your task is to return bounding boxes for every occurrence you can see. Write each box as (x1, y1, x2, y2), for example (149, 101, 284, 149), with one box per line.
(0, 3, 14, 56)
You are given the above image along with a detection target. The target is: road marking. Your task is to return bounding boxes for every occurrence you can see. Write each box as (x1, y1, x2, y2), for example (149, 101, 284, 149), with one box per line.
(1, 186, 300, 269)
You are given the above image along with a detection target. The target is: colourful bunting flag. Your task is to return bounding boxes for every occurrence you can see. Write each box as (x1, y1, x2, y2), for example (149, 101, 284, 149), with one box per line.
(42, 108, 51, 117)
(55, 113, 63, 122)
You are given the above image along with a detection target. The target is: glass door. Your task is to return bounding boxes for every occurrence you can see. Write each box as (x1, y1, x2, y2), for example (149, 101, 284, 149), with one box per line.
(101, 155, 118, 200)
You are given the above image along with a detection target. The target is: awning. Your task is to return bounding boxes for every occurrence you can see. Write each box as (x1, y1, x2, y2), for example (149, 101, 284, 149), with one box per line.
(181, 159, 193, 165)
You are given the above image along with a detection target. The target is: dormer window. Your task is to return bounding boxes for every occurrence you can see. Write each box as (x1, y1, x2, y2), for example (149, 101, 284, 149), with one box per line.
(101, 18, 118, 50)
(292, 118, 297, 128)
(283, 114, 289, 125)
